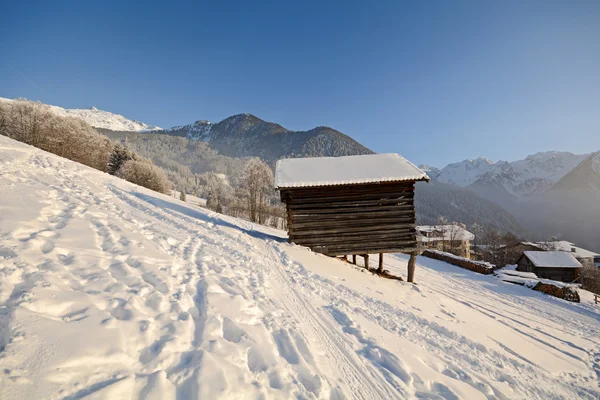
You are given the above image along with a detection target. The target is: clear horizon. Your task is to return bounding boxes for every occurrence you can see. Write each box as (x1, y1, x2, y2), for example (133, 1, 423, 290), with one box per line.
(1, 1, 599, 167)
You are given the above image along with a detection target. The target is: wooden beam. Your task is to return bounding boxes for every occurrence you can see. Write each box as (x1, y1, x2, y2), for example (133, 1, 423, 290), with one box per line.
(292, 232, 416, 246)
(289, 217, 415, 229)
(307, 239, 417, 250)
(378, 253, 384, 273)
(352, 255, 357, 264)
(407, 253, 416, 283)
(291, 210, 416, 222)
(363, 254, 369, 270)
(289, 224, 416, 237)
(291, 204, 414, 215)
(325, 247, 421, 257)
(285, 182, 415, 198)
(287, 197, 413, 209)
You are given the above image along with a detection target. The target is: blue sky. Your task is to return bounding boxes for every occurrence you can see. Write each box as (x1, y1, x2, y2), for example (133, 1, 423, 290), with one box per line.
(1, 1, 599, 167)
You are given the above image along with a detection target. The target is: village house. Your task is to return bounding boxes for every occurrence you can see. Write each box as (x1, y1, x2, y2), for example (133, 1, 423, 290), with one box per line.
(516, 251, 582, 283)
(500, 241, 599, 268)
(275, 153, 429, 282)
(416, 225, 474, 259)
(538, 241, 600, 269)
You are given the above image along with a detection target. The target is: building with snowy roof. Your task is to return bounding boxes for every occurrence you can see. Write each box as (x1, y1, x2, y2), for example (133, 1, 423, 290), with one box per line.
(275, 153, 429, 281)
(500, 241, 599, 268)
(516, 251, 583, 282)
(416, 225, 475, 259)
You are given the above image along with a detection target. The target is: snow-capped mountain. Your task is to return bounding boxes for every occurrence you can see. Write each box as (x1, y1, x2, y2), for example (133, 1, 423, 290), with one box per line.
(418, 164, 440, 179)
(436, 151, 590, 198)
(166, 119, 213, 140)
(0, 97, 161, 132)
(436, 156, 495, 187)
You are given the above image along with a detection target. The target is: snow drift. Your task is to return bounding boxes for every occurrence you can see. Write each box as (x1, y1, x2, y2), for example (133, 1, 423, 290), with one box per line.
(1, 136, 599, 399)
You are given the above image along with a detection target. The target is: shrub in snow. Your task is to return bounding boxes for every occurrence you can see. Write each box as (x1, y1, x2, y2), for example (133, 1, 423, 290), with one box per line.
(180, 191, 186, 202)
(117, 160, 171, 194)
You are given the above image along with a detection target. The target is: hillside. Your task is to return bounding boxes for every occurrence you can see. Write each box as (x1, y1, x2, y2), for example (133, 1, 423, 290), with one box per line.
(100, 130, 525, 235)
(0, 97, 162, 132)
(2, 135, 600, 399)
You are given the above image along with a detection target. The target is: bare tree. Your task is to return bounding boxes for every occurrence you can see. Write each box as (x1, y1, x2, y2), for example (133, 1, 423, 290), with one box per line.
(205, 173, 230, 213)
(241, 158, 274, 223)
(438, 216, 448, 252)
(446, 223, 463, 256)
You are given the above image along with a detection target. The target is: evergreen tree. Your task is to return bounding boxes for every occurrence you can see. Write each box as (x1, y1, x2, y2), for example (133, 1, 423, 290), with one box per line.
(180, 190, 186, 202)
(107, 142, 136, 175)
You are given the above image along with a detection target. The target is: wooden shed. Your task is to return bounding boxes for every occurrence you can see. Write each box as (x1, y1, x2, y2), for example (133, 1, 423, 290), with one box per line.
(516, 251, 582, 283)
(275, 153, 430, 281)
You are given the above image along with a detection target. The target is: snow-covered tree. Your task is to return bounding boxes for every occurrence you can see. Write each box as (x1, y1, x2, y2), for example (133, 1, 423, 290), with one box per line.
(117, 160, 171, 194)
(241, 158, 274, 223)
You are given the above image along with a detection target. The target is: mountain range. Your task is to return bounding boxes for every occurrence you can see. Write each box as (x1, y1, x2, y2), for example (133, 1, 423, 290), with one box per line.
(430, 152, 590, 198)
(3, 97, 598, 250)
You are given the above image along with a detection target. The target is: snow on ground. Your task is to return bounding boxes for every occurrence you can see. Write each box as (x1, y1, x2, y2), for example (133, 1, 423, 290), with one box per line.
(495, 267, 582, 289)
(1, 135, 600, 399)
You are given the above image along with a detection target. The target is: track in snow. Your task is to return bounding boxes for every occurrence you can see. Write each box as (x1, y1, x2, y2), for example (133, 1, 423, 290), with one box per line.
(1, 135, 600, 400)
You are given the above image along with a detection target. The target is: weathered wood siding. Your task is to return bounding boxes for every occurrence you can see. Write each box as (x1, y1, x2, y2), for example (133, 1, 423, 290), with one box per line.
(516, 256, 535, 273)
(534, 267, 579, 282)
(280, 182, 417, 256)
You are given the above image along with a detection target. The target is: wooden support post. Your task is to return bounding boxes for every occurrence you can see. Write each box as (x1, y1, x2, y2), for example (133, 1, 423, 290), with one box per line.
(343, 255, 348, 262)
(378, 253, 384, 273)
(352, 255, 357, 265)
(407, 252, 416, 283)
(363, 254, 369, 270)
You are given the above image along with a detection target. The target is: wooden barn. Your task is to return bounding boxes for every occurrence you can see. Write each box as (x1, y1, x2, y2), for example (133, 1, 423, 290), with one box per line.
(275, 153, 430, 282)
(516, 251, 583, 283)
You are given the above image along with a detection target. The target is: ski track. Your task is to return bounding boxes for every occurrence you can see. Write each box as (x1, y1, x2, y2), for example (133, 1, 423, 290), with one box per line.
(1, 139, 600, 399)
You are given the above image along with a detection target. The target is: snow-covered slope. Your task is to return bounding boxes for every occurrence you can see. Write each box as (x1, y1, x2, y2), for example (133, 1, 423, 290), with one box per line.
(436, 151, 590, 197)
(1, 135, 600, 399)
(0, 97, 161, 132)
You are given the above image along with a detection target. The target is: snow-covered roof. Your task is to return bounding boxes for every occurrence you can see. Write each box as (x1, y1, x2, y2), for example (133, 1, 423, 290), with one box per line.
(275, 153, 429, 189)
(523, 251, 582, 269)
(417, 225, 475, 242)
(536, 241, 599, 259)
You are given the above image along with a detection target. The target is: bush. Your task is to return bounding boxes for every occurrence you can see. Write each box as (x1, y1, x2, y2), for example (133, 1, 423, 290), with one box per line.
(0, 99, 113, 172)
(117, 160, 171, 194)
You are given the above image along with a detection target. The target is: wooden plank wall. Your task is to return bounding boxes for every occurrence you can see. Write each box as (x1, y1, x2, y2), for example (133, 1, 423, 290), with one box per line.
(281, 182, 417, 256)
